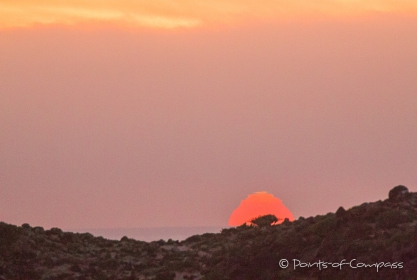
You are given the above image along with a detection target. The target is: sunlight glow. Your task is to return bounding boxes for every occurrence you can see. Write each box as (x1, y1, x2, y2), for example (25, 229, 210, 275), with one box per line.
(228, 191, 294, 226)
(1, 0, 416, 29)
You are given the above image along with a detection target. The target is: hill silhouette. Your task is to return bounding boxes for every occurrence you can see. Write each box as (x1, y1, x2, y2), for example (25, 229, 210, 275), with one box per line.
(1, 185, 416, 279)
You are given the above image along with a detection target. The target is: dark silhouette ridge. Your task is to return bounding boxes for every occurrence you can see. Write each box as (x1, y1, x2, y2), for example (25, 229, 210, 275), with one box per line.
(1, 185, 417, 279)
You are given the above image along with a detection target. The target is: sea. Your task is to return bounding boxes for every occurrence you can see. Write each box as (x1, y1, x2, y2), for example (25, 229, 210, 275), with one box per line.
(66, 226, 225, 242)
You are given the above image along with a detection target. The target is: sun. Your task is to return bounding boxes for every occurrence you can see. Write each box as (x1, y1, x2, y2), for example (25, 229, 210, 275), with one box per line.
(228, 191, 294, 226)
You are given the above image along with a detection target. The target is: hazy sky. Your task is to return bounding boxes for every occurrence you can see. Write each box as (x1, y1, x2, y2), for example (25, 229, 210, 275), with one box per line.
(1, 1, 416, 229)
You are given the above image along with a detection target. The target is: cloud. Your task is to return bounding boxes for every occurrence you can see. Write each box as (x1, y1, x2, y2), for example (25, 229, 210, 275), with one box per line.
(1, 0, 416, 29)
(0, 1, 202, 29)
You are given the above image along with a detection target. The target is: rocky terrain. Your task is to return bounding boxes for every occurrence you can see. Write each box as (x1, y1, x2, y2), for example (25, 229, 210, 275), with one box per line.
(1, 185, 417, 280)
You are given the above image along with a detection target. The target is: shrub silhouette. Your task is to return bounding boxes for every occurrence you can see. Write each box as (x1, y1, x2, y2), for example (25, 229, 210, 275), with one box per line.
(250, 214, 279, 227)
(0, 222, 21, 249)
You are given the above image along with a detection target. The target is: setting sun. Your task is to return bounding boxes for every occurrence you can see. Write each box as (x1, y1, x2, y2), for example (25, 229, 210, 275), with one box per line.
(228, 191, 294, 226)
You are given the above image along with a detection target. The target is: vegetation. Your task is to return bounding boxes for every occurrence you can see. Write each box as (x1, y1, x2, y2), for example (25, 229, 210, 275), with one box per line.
(250, 214, 279, 227)
(0, 185, 416, 279)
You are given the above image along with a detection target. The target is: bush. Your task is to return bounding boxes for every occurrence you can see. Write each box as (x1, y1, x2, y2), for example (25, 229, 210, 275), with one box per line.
(250, 215, 278, 227)
(185, 235, 202, 242)
(311, 215, 337, 237)
(156, 271, 175, 280)
(377, 210, 412, 229)
(0, 222, 22, 249)
(120, 236, 129, 242)
(345, 222, 373, 239)
(46, 227, 63, 235)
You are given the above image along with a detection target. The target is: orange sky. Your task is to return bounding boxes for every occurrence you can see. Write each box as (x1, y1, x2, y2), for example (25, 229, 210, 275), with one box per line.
(1, 1, 416, 230)
(1, 0, 417, 29)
